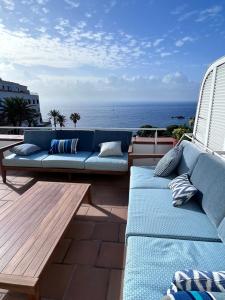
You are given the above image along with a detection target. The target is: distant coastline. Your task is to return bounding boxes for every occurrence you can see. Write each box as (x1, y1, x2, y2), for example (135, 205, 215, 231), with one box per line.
(41, 101, 197, 129)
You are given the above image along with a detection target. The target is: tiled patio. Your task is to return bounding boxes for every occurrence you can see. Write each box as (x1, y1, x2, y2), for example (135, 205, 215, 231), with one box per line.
(0, 171, 129, 300)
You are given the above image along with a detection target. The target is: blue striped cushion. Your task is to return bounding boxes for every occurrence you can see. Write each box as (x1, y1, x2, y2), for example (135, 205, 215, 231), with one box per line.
(168, 270, 225, 294)
(154, 146, 183, 177)
(168, 173, 198, 207)
(162, 291, 222, 299)
(49, 139, 78, 154)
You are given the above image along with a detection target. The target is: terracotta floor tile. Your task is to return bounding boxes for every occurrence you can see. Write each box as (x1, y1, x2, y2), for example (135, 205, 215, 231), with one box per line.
(40, 263, 75, 300)
(66, 220, 95, 240)
(92, 222, 119, 242)
(110, 207, 128, 223)
(75, 205, 89, 219)
(96, 242, 125, 269)
(64, 265, 110, 300)
(85, 205, 112, 222)
(52, 239, 72, 263)
(92, 186, 128, 206)
(119, 223, 126, 243)
(64, 240, 100, 265)
(107, 270, 124, 300)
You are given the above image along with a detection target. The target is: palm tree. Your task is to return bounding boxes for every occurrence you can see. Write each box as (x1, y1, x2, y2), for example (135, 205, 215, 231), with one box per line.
(48, 109, 60, 128)
(57, 114, 66, 128)
(1, 97, 37, 126)
(70, 113, 80, 127)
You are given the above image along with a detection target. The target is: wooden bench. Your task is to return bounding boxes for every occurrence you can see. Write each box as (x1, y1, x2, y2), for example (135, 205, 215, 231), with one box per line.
(0, 181, 91, 300)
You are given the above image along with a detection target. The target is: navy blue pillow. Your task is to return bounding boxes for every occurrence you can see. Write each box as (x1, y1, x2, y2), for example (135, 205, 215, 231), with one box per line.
(49, 139, 78, 154)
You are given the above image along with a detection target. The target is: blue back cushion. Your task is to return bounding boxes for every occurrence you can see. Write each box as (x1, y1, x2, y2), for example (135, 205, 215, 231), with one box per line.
(93, 130, 132, 152)
(190, 153, 225, 227)
(56, 130, 94, 151)
(24, 130, 57, 151)
(176, 140, 203, 175)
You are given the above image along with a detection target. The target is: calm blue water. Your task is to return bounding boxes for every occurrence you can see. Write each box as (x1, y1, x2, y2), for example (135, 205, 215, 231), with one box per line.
(41, 101, 197, 128)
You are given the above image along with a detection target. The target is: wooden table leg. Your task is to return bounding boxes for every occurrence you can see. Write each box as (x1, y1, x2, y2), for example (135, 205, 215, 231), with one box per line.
(28, 285, 40, 300)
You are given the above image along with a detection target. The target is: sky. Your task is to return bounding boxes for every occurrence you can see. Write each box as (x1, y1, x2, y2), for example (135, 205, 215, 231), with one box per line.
(0, 0, 225, 109)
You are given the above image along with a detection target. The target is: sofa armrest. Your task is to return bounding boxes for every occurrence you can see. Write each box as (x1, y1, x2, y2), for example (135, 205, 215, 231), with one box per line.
(0, 141, 24, 154)
(128, 142, 164, 168)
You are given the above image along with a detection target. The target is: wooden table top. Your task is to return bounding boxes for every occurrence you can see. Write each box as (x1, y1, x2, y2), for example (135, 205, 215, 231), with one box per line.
(0, 181, 90, 292)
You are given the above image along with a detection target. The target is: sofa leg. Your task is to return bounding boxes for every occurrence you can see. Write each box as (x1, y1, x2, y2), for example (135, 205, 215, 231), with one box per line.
(1, 168, 6, 184)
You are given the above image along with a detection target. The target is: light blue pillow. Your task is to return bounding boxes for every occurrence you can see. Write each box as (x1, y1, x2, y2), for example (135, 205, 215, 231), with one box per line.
(168, 173, 198, 207)
(10, 143, 41, 156)
(154, 146, 183, 177)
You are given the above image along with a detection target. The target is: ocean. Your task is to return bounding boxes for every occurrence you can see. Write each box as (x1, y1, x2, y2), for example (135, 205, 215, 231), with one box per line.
(41, 101, 197, 129)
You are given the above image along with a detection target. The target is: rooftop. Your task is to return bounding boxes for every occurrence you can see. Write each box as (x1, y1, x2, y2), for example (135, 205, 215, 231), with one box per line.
(0, 170, 128, 300)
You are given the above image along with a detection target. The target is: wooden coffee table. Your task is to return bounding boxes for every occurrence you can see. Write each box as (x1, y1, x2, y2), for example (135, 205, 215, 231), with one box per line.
(0, 181, 91, 300)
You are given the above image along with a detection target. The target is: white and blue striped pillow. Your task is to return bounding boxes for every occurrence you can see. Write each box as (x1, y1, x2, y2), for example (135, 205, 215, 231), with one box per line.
(167, 270, 225, 294)
(154, 146, 183, 177)
(168, 173, 198, 207)
(49, 139, 78, 154)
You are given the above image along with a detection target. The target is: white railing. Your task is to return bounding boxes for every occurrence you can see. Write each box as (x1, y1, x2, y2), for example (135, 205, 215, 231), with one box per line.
(0, 126, 168, 145)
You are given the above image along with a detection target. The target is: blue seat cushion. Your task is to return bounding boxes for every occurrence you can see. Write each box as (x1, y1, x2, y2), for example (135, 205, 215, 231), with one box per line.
(123, 236, 225, 300)
(56, 130, 94, 151)
(176, 140, 203, 175)
(85, 152, 128, 172)
(93, 130, 132, 152)
(24, 130, 57, 151)
(126, 188, 220, 242)
(130, 166, 175, 189)
(42, 152, 92, 169)
(190, 153, 225, 227)
(3, 151, 49, 167)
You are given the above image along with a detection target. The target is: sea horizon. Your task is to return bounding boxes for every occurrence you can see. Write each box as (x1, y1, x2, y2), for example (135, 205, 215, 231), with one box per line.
(41, 101, 197, 129)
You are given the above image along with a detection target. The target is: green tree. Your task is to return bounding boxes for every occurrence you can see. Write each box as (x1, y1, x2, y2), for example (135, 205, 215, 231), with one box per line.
(172, 127, 192, 141)
(48, 109, 60, 128)
(137, 125, 155, 137)
(1, 97, 37, 126)
(57, 114, 66, 128)
(70, 113, 80, 127)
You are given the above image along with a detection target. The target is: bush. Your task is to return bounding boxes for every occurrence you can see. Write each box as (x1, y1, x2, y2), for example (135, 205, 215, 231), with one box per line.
(172, 127, 191, 141)
(137, 125, 155, 137)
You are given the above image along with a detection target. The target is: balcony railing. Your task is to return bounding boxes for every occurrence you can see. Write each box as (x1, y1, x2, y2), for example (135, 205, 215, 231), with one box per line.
(0, 126, 168, 145)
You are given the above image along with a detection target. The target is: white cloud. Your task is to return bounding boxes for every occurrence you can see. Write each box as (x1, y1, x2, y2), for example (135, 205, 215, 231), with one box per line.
(175, 36, 194, 47)
(0, 0, 15, 11)
(178, 10, 197, 22)
(196, 5, 223, 22)
(64, 0, 79, 9)
(171, 4, 187, 15)
(104, 0, 117, 13)
(85, 12, 92, 18)
(0, 24, 149, 70)
(153, 38, 164, 47)
(160, 52, 171, 58)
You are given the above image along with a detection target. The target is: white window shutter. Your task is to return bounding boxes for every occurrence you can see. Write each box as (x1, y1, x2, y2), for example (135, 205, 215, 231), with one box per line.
(194, 71, 213, 145)
(194, 56, 225, 153)
(208, 62, 225, 151)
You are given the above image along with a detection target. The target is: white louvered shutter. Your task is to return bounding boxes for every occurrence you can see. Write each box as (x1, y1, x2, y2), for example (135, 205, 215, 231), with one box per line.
(208, 63, 225, 151)
(195, 71, 213, 144)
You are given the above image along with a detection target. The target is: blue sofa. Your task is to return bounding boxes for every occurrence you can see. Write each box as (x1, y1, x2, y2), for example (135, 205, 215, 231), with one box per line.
(0, 129, 132, 182)
(123, 140, 225, 299)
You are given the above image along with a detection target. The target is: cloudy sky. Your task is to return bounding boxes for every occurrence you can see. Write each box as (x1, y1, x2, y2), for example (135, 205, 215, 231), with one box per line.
(0, 0, 225, 108)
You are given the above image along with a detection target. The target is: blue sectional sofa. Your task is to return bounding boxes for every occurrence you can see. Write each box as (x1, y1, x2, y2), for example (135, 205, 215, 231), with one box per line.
(123, 140, 225, 299)
(0, 129, 132, 182)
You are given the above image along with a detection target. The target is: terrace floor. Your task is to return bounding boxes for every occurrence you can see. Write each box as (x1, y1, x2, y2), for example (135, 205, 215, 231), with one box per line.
(0, 171, 129, 300)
